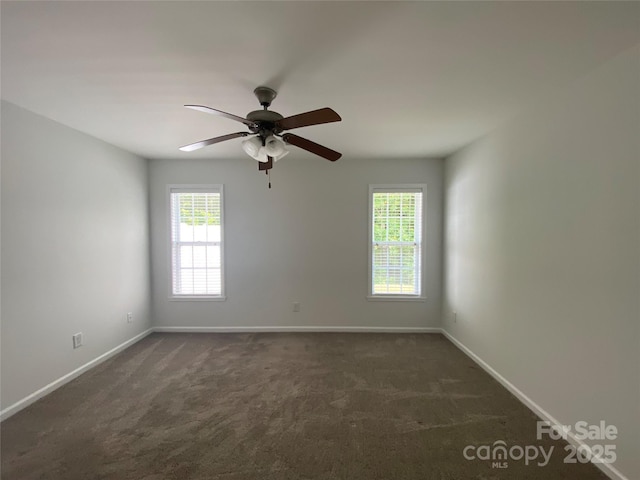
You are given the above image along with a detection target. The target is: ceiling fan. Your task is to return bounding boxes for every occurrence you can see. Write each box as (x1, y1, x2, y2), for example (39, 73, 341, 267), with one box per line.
(179, 86, 342, 175)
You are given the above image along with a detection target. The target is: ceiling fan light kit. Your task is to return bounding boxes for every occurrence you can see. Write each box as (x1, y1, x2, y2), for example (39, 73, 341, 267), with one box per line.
(242, 135, 289, 163)
(179, 86, 342, 187)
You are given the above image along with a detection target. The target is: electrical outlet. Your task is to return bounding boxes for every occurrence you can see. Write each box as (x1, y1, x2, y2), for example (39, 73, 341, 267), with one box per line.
(72, 332, 83, 349)
(127, 312, 133, 323)
(293, 302, 300, 312)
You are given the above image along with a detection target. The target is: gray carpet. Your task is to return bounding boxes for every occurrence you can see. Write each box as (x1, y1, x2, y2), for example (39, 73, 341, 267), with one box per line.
(1, 333, 606, 479)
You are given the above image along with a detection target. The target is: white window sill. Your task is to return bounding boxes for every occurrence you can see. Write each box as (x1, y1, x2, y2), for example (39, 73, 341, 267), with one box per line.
(367, 295, 426, 302)
(169, 296, 227, 302)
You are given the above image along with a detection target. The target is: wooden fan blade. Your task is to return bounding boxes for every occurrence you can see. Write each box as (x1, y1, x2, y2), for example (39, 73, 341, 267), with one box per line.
(179, 132, 249, 152)
(258, 156, 274, 171)
(276, 108, 341, 131)
(185, 105, 256, 127)
(282, 133, 342, 161)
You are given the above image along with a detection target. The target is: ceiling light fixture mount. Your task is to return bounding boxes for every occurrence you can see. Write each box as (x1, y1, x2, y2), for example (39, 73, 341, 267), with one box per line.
(253, 86, 277, 108)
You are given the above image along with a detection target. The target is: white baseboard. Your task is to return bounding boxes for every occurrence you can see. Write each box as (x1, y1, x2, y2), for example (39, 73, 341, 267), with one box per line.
(441, 329, 627, 480)
(153, 326, 442, 334)
(0, 328, 154, 421)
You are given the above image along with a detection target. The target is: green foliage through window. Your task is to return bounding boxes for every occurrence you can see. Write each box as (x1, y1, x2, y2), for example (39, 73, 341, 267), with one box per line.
(179, 193, 220, 226)
(373, 193, 417, 242)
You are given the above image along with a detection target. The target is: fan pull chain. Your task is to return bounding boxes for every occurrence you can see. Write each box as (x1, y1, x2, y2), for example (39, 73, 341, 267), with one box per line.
(268, 169, 272, 189)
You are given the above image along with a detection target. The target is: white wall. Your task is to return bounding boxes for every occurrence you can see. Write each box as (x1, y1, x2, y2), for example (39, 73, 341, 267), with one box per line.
(443, 45, 639, 479)
(150, 156, 443, 330)
(1, 101, 151, 410)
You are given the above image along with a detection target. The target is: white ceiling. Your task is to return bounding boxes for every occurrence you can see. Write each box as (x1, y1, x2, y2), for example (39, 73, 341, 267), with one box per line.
(2, 1, 639, 161)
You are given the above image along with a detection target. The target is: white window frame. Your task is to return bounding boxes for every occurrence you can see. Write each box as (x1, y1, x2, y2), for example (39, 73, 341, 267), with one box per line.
(167, 184, 226, 301)
(367, 184, 426, 301)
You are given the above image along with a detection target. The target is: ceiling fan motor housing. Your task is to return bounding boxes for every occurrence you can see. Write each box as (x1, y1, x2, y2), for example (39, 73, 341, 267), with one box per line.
(246, 109, 284, 135)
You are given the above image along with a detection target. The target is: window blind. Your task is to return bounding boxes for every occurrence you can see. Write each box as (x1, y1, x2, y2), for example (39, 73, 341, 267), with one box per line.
(170, 187, 223, 297)
(371, 188, 423, 296)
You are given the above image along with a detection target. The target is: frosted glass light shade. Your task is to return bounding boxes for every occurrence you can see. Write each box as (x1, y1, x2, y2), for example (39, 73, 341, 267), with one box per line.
(256, 146, 269, 163)
(242, 136, 262, 157)
(264, 135, 286, 157)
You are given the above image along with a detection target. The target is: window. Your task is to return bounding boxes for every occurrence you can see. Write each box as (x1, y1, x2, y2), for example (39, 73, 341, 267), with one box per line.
(369, 185, 425, 299)
(169, 186, 224, 299)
